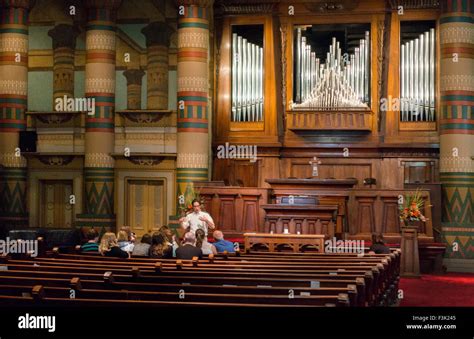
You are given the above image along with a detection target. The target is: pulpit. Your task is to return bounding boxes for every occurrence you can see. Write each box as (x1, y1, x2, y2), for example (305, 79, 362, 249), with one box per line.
(265, 178, 357, 235)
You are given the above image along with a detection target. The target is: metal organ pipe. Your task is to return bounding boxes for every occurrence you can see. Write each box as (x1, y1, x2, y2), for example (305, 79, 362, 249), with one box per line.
(400, 28, 436, 122)
(291, 30, 371, 110)
(231, 33, 264, 122)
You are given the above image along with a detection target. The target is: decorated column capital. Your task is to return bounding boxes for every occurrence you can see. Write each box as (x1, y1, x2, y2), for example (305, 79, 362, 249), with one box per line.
(141, 21, 173, 47)
(48, 24, 80, 50)
(123, 69, 145, 86)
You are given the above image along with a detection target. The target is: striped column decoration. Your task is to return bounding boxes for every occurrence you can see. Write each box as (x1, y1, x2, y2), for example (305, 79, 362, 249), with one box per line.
(0, 0, 34, 228)
(76, 0, 121, 230)
(141, 21, 172, 110)
(123, 69, 144, 110)
(48, 24, 79, 109)
(176, 0, 212, 205)
(439, 0, 474, 259)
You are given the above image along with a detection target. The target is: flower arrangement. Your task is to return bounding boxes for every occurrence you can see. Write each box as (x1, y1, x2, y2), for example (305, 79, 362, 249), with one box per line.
(178, 185, 205, 217)
(399, 189, 427, 226)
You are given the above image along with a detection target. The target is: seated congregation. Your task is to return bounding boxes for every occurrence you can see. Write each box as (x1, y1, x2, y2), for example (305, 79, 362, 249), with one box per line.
(0, 224, 399, 308)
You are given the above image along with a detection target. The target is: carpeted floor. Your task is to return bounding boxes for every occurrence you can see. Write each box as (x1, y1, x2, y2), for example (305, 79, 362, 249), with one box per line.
(399, 273, 474, 306)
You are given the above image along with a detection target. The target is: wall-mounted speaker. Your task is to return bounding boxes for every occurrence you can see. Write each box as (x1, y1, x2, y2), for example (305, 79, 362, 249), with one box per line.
(19, 131, 37, 153)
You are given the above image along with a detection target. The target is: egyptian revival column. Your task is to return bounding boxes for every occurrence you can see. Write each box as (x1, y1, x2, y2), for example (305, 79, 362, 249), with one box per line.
(439, 0, 474, 263)
(141, 21, 172, 110)
(0, 0, 34, 229)
(123, 69, 144, 110)
(48, 24, 79, 108)
(77, 0, 121, 230)
(176, 1, 212, 201)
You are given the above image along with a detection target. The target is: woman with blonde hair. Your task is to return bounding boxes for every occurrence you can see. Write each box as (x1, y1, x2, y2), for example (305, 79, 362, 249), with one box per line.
(195, 229, 217, 255)
(99, 232, 129, 258)
(117, 230, 134, 253)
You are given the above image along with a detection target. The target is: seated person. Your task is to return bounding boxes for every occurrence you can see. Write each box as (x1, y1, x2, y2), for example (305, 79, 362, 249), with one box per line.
(117, 230, 134, 253)
(81, 228, 99, 253)
(149, 232, 173, 259)
(159, 225, 178, 257)
(368, 233, 391, 254)
(195, 229, 217, 255)
(99, 232, 129, 258)
(120, 226, 136, 243)
(175, 232, 203, 260)
(131, 233, 152, 256)
(212, 230, 235, 253)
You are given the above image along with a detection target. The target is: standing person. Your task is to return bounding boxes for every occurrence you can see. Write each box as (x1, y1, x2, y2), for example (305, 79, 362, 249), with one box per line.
(99, 232, 130, 258)
(175, 232, 203, 260)
(195, 229, 217, 255)
(212, 230, 236, 253)
(178, 199, 215, 237)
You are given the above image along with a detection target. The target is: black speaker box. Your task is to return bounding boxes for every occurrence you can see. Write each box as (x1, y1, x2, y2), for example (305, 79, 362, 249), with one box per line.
(19, 131, 37, 153)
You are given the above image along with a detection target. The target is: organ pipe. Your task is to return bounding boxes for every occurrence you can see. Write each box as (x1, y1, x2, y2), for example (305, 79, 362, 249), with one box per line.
(400, 28, 436, 122)
(292, 30, 371, 110)
(231, 33, 264, 122)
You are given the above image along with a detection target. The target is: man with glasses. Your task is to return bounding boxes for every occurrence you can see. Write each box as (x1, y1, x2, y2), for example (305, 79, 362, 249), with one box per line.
(179, 199, 215, 237)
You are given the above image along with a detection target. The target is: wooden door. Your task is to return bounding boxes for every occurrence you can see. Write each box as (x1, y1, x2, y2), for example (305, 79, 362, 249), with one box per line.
(127, 180, 166, 238)
(39, 180, 74, 228)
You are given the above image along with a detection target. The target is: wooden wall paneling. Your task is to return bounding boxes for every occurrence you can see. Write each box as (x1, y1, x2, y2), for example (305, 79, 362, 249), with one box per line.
(242, 196, 259, 232)
(210, 194, 221, 228)
(355, 195, 377, 235)
(381, 195, 400, 234)
(234, 194, 244, 232)
(232, 160, 258, 187)
(219, 196, 236, 231)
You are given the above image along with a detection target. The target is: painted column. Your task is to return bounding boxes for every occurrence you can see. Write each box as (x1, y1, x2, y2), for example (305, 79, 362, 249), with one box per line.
(176, 0, 212, 203)
(76, 0, 121, 230)
(48, 24, 79, 109)
(123, 69, 144, 110)
(439, 0, 474, 260)
(0, 0, 34, 229)
(141, 21, 172, 110)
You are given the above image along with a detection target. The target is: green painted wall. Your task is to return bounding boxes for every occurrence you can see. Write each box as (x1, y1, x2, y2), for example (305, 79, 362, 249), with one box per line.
(28, 72, 53, 111)
(28, 26, 53, 50)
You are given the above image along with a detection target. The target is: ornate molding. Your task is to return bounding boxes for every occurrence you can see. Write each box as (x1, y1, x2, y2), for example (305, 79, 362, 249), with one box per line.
(37, 155, 75, 166)
(116, 110, 172, 124)
(127, 157, 164, 166)
(26, 111, 80, 124)
(389, 0, 439, 10)
(303, 0, 359, 12)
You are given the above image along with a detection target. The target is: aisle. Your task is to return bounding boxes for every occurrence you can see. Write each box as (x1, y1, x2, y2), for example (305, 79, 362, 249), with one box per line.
(399, 273, 474, 306)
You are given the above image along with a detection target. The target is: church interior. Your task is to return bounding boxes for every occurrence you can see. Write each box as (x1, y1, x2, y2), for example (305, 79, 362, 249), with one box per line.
(0, 0, 473, 334)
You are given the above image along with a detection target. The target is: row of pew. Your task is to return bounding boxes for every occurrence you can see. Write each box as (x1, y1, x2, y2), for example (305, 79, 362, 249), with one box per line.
(0, 248, 400, 307)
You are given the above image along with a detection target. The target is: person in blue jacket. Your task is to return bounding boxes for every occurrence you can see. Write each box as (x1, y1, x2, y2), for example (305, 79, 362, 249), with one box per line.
(212, 230, 236, 253)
